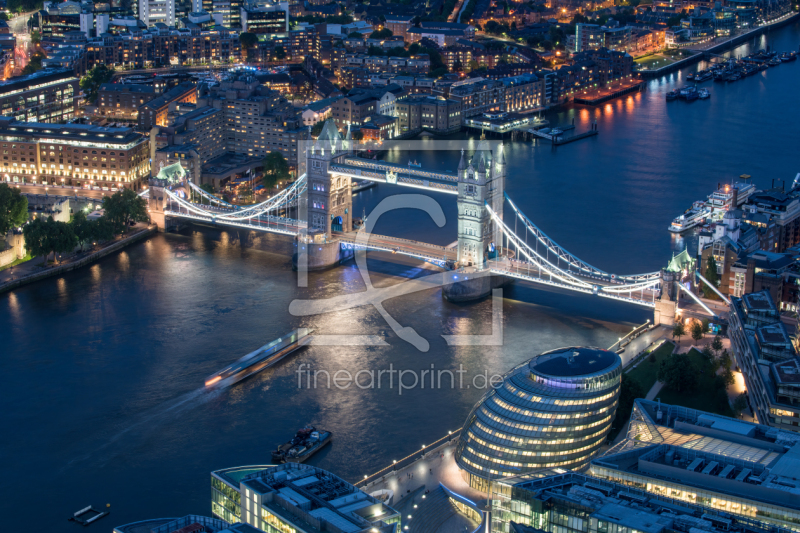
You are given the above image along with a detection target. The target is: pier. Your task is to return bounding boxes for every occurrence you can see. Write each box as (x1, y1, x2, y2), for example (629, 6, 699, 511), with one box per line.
(530, 123, 599, 145)
(573, 80, 645, 105)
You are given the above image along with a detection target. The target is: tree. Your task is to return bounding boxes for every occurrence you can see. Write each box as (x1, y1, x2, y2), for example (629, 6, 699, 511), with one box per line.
(541, 40, 554, 51)
(30, 29, 40, 45)
(701, 344, 714, 363)
(0, 12, 7, 21)
(701, 318, 710, 334)
(711, 335, 724, 356)
(274, 46, 286, 61)
(720, 349, 732, 371)
(102, 188, 148, 234)
(703, 255, 720, 299)
(0, 183, 28, 235)
(733, 393, 748, 416)
(367, 45, 385, 56)
(347, 31, 363, 38)
(721, 368, 735, 387)
(261, 151, 290, 190)
(80, 64, 116, 104)
(71, 211, 113, 250)
(23, 217, 77, 263)
(311, 121, 326, 138)
(618, 373, 645, 419)
(672, 321, 685, 345)
(370, 28, 393, 39)
(658, 353, 698, 393)
(690, 320, 704, 343)
(239, 32, 258, 50)
(20, 52, 43, 76)
(351, 130, 364, 141)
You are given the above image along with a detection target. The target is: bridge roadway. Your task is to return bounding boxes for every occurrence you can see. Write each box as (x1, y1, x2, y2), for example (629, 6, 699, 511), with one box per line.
(336, 231, 457, 265)
(330, 158, 459, 195)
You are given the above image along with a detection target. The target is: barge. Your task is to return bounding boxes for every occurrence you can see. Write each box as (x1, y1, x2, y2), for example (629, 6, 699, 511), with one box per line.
(271, 426, 332, 463)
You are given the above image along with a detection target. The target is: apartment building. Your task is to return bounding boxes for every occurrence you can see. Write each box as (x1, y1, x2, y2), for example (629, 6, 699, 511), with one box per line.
(437, 78, 504, 118)
(0, 68, 79, 124)
(97, 83, 158, 121)
(395, 96, 461, 135)
(0, 118, 150, 190)
(729, 290, 800, 433)
(139, 83, 197, 130)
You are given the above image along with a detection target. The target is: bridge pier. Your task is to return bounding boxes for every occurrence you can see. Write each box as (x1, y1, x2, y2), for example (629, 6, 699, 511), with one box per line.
(442, 271, 507, 303)
(292, 237, 354, 272)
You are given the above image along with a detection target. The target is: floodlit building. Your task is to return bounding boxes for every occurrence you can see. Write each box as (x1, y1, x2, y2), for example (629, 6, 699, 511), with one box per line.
(584, 399, 800, 533)
(211, 463, 401, 532)
(455, 347, 622, 492)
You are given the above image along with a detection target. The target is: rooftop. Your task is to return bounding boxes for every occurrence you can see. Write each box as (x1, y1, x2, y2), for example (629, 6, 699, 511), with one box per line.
(531, 347, 619, 377)
(742, 290, 777, 312)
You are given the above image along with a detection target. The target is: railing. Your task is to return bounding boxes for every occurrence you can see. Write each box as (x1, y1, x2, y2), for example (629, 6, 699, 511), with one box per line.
(355, 429, 462, 489)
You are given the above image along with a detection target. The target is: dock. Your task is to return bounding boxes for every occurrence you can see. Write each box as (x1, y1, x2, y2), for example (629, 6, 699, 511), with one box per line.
(529, 123, 598, 145)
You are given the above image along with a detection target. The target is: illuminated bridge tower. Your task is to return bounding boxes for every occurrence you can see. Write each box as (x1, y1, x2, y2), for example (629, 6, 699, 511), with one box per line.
(444, 142, 507, 302)
(292, 121, 354, 271)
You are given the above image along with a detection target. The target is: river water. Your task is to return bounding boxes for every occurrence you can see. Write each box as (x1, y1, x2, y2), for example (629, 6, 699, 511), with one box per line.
(2, 23, 800, 533)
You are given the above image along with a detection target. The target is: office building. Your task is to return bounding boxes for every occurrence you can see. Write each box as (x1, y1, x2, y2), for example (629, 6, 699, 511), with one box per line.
(140, 0, 176, 27)
(0, 68, 79, 124)
(455, 346, 622, 492)
(578, 399, 800, 533)
(729, 290, 800, 433)
(240, 0, 289, 34)
(211, 462, 401, 532)
(0, 118, 150, 190)
(114, 515, 235, 533)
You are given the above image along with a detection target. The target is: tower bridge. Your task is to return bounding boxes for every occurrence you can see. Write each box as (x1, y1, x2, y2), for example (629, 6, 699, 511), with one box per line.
(146, 122, 702, 325)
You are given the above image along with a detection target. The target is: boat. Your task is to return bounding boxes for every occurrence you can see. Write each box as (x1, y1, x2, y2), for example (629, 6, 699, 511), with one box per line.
(769, 58, 782, 66)
(669, 201, 709, 233)
(680, 86, 698, 101)
(271, 426, 332, 463)
(687, 73, 695, 81)
(407, 160, 421, 168)
(205, 328, 313, 387)
(549, 128, 563, 135)
(698, 88, 710, 99)
(666, 90, 679, 101)
(780, 52, 797, 62)
(695, 71, 713, 82)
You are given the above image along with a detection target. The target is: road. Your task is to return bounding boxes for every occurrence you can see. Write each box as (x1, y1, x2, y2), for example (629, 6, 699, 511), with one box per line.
(8, 182, 113, 201)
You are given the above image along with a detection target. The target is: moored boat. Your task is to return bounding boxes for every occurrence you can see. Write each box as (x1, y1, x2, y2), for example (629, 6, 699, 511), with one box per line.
(272, 426, 333, 463)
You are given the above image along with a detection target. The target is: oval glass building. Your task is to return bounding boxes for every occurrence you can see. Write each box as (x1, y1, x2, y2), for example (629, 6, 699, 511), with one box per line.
(455, 346, 622, 491)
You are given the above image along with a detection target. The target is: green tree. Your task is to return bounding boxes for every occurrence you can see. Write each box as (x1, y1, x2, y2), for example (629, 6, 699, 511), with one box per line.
(30, 29, 40, 45)
(311, 121, 326, 138)
(701, 344, 715, 363)
(711, 335, 724, 356)
(703, 255, 720, 299)
(20, 52, 43, 76)
(721, 368, 735, 387)
(101, 188, 148, 234)
(23, 217, 77, 263)
(274, 46, 286, 61)
(690, 320, 704, 343)
(733, 393, 748, 416)
(239, 32, 258, 50)
(658, 353, 698, 393)
(701, 318, 710, 334)
(0, 183, 29, 234)
(672, 321, 685, 345)
(80, 64, 116, 104)
(261, 151, 290, 190)
(0, 12, 7, 21)
(71, 211, 113, 249)
(351, 130, 364, 141)
(347, 31, 363, 38)
(720, 349, 732, 371)
(369, 28, 393, 39)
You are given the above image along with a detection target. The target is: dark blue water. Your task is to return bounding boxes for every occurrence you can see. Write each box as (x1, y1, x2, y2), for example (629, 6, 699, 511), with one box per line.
(2, 23, 800, 533)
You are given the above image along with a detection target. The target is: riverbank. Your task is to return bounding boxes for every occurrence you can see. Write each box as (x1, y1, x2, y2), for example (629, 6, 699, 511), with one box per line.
(638, 11, 800, 78)
(0, 224, 156, 295)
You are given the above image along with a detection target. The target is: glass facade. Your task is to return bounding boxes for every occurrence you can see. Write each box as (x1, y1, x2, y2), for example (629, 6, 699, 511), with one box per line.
(211, 475, 241, 524)
(455, 347, 622, 490)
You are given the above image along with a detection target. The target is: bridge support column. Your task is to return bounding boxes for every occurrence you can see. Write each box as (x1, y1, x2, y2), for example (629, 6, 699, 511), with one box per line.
(292, 237, 354, 272)
(653, 299, 677, 327)
(442, 272, 506, 303)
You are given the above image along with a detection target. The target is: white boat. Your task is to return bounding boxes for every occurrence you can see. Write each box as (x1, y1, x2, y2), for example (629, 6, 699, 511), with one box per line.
(669, 201, 709, 233)
(698, 88, 710, 99)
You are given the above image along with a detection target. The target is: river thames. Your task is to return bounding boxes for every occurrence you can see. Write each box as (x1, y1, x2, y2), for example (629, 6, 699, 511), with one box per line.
(2, 23, 800, 533)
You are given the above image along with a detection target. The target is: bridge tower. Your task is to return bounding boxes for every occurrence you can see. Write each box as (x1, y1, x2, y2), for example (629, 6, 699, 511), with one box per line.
(292, 121, 354, 271)
(444, 142, 507, 302)
(455, 142, 506, 266)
